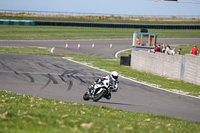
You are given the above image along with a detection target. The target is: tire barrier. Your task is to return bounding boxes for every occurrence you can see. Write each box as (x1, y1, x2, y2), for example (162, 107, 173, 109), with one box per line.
(35, 21, 200, 29)
(1, 19, 199, 29)
(120, 55, 131, 66)
(0, 19, 35, 26)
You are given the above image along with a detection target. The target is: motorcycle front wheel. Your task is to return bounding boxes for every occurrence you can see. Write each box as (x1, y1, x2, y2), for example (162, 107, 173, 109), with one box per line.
(93, 89, 106, 102)
(83, 92, 90, 101)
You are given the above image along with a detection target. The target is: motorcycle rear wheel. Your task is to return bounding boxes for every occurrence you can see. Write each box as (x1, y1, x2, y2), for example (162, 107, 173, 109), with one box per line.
(93, 90, 106, 102)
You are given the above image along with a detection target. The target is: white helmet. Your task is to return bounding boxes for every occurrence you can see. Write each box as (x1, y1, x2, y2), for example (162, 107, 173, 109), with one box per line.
(111, 71, 118, 80)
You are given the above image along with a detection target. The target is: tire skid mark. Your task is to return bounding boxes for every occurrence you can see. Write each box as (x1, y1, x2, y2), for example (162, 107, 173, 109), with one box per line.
(76, 76, 86, 84)
(24, 61, 39, 72)
(58, 75, 66, 82)
(41, 79, 51, 90)
(0, 61, 94, 90)
(40, 73, 74, 90)
(40, 74, 58, 90)
(52, 64, 66, 71)
(58, 75, 73, 91)
(61, 70, 91, 85)
(0, 61, 19, 75)
(42, 74, 58, 84)
(23, 73, 35, 83)
(38, 62, 50, 70)
(0, 61, 34, 82)
(61, 70, 78, 77)
(67, 80, 73, 91)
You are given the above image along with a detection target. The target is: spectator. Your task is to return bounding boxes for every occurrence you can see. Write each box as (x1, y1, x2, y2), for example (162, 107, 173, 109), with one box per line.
(190, 45, 198, 55)
(161, 44, 166, 53)
(165, 45, 171, 55)
(177, 48, 182, 55)
(158, 44, 161, 52)
(136, 37, 140, 46)
(154, 45, 157, 53)
(154, 45, 160, 53)
(171, 48, 176, 55)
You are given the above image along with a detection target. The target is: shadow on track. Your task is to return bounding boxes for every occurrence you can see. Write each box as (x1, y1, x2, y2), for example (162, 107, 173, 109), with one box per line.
(97, 101, 138, 107)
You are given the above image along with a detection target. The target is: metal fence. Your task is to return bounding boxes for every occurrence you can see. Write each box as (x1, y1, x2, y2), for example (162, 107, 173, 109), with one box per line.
(1, 19, 200, 29)
(0, 9, 200, 20)
(34, 21, 200, 29)
(1, 9, 200, 29)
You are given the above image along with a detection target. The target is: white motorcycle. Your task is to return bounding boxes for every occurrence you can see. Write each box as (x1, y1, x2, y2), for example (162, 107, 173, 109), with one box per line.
(83, 77, 117, 102)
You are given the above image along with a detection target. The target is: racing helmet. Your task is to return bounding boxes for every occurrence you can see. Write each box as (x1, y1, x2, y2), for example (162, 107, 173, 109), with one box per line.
(111, 71, 118, 80)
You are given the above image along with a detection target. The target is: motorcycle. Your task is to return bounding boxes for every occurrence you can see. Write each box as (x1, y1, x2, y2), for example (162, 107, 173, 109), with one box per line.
(83, 77, 116, 102)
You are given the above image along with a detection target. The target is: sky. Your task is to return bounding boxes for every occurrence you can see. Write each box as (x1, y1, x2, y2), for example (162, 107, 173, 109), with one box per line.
(0, 0, 200, 17)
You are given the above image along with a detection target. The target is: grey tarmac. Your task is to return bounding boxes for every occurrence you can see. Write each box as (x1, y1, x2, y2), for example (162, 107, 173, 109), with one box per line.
(0, 38, 200, 58)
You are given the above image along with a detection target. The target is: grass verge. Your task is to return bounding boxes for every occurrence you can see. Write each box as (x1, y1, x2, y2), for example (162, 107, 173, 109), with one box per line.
(1, 90, 200, 133)
(1, 25, 200, 40)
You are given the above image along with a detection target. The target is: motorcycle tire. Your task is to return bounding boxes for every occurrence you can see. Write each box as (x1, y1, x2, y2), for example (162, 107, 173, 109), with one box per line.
(93, 90, 106, 102)
(83, 92, 90, 101)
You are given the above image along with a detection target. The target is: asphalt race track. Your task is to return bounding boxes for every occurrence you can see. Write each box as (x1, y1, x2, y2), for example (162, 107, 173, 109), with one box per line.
(0, 38, 200, 122)
(0, 38, 200, 58)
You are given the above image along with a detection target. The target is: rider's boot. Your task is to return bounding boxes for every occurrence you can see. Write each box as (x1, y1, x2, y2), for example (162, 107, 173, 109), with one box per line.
(105, 92, 111, 100)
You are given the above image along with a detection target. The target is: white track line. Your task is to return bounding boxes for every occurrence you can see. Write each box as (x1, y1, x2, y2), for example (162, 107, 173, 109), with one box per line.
(63, 57, 200, 100)
(115, 48, 133, 58)
(50, 47, 55, 53)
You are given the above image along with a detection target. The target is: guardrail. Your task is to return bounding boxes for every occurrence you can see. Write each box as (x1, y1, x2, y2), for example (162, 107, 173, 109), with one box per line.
(0, 19, 35, 26)
(1, 19, 200, 29)
(34, 21, 200, 29)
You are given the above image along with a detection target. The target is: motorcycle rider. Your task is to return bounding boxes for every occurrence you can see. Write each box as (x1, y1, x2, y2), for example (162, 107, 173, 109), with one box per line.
(89, 71, 119, 100)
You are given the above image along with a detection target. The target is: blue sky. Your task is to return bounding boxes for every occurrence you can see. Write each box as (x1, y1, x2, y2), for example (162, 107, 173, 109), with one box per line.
(0, 0, 200, 16)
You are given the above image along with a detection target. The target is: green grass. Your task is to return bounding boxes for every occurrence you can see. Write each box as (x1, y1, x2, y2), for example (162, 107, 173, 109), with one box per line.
(0, 46, 52, 55)
(1, 25, 200, 40)
(1, 90, 200, 133)
(170, 44, 200, 55)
